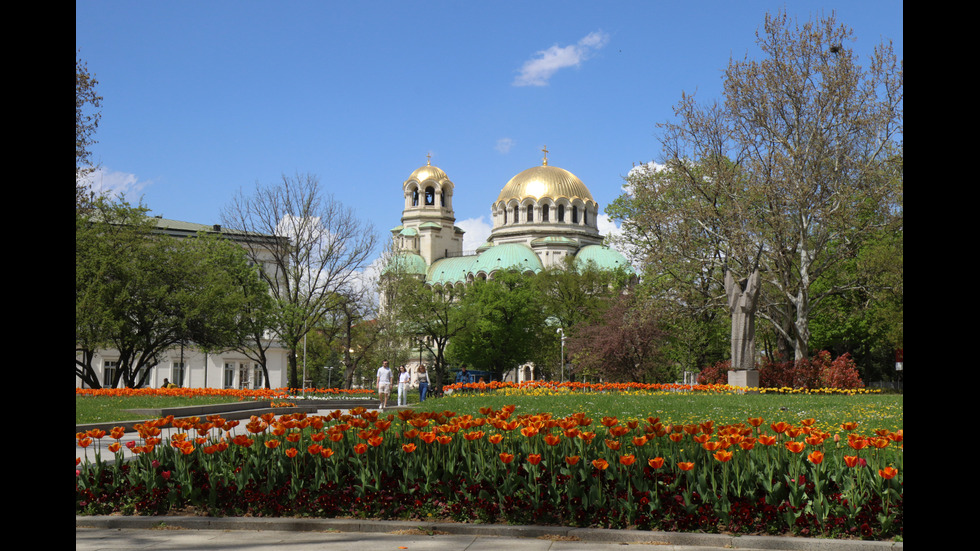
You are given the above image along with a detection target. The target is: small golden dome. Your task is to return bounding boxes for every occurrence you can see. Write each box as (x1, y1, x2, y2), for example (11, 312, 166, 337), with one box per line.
(406, 155, 449, 183)
(496, 164, 594, 204)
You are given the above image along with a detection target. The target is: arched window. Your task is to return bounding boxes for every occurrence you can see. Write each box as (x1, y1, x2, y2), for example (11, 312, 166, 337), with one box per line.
(424, 186, 435, 206)
(558, 204, 565, 222)
(572, 206, 579, 224)
(440, 190, 445, 206)
(526, 204, 534, 222)
(503, 208, 507, 224)
(412, 189, 419, 207)
(542, 204, 549, 222)
(513, 205, 520, 224)
(583, 207, 588, 226)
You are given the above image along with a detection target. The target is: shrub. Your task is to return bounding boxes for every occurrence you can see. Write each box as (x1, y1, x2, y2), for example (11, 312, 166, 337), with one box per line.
(696, 360, 730, 385)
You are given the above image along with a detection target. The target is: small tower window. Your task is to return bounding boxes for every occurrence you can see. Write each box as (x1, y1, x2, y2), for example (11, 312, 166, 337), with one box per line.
(425, 186, 435, 205)
(513, 205, 520, 224)
(412, 189, 419, 207)
(526, 204, 534, 222)
(572, 206, 579, 224)
(558, 204, 565, 222)
(542, 204, 549, 222)
(583, 207, 588, 226)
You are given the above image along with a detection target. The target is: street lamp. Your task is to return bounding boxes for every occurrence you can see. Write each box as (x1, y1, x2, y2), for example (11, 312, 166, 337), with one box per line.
(326, 366, 335, 389)
(557, 328, 566, 383)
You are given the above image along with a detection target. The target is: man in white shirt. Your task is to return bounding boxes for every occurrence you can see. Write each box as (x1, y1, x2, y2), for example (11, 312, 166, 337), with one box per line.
(376, 360, 392, 408)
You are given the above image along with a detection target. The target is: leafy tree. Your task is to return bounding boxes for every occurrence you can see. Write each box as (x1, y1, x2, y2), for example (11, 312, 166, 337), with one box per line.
(566, 293, 669, 383)
(76, 199, 270, 387)
(386, 275, 470, 390)
(76, 54, 102, 208)
(222, 173, 378, 388)
(445, 271, 546, 380)
(611, 11, 902, 361)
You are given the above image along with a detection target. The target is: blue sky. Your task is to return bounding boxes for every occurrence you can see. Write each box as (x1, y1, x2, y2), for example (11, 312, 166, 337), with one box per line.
(76, 1, 902, 269)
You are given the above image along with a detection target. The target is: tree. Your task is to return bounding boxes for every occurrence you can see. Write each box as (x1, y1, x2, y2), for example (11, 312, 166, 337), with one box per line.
(566, 293, 668, 383)
(387, 275, 470, 389)
(76, 54, 103, 207)
(445, 271, 546, 380)
(76, 199, 269, 387)
(612, 11, 902, 361)
(221, 173, 378, 388)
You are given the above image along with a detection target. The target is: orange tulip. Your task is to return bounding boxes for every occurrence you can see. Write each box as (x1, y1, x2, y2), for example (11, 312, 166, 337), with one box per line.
(702, 441, 722, 452)
(354, 443, 368, 454)
(619, 454, 636, 466)
(232, 435, 253, 447)
(841, 421, 858, 431)
(436, 435, 452, 445)
(321, 448, 335, 459)
(669, 433, 684, 443)
(107, 442, 121, 453)
(847, 437, 868, 451)
(499, 452, 515, 464)
(604, 439, 621, 451)
(807, 451, 824, 465)
(488, 433, 503, 444)
(879, 466, 898, 479)
(677, 461, 695, 472)
(77, 437, 92, 448)
(544, 434, 561, 446)
(785, 441, 805, 453)
(648, 457, 665, 469)
(110, 427, 127, 440)
(601, 416, 619, 427)
(565, 455, 581, 466)
(464, 431, 485, 441)
(285, 447, 299, 458)
(770, 421, 791, 434)
(264, 439, 281, 449)
(843, 455, 860, 468)
(592, 458, 609, 470)
(713, 450, 733, 463)
(739, 440, 756, 451)
(402, 443, 417, 453)
(307, 444, 323, 456)
(747, 417, 764, 427)
(527, 453, 543, 466)
(632, 435, 648, 446)
(758, 435, 778, 446)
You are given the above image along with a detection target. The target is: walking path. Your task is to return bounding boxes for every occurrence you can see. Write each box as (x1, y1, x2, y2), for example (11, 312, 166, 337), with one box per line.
(75, 404, 902, 551)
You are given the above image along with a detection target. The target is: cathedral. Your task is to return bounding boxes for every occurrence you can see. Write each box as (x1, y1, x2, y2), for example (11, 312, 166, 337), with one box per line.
(386, 149, 632, 287)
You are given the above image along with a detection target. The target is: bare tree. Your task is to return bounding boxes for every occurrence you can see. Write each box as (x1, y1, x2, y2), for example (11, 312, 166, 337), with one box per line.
(222, 173, 378, 388)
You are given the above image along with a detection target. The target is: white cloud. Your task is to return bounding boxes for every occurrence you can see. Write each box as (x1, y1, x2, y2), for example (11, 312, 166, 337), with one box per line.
(80, 167, 149, 201)
(513, 31, 609, 87)
(495, 138, 515, 154)
(456, 216, 492, 253)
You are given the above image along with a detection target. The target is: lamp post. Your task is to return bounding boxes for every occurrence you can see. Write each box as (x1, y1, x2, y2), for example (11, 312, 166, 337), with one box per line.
(326, 366, 334, 389)
(557, 328, 566, 383)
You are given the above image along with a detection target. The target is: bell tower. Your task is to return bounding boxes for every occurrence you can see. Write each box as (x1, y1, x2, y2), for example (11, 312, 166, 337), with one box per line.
(394, 155, 464, 266)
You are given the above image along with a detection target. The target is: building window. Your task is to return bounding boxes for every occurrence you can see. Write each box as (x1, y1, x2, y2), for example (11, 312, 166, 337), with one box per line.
(412, 189, 419, 207)
(542, 204, 549, 221)
(513, 205, 520, 224)
(425, 186, 435, 205)
(526, 204, 534, 222)
(103, 360, 118, 388)
(558, 204, 565, 222)
(572, 206, 579, 224)
(583, 207, 588, 226)
(171, 362, 186, 387)
(223, 363, 235, 389)
(253, 364, 264, 388)
(503, 208, 507, 224)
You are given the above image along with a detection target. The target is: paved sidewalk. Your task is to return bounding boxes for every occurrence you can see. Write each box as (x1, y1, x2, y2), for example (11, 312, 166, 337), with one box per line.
(75, 516, 903, 551)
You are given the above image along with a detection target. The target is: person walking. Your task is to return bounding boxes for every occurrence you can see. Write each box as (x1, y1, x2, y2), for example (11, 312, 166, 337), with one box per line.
(376, 360, 392, 409)
(397, 365, 410, 406)
(417, 364, 430, 402)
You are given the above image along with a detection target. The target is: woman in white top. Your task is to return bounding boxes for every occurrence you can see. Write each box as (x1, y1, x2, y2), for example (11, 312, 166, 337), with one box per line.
(397, 365, 410, 406)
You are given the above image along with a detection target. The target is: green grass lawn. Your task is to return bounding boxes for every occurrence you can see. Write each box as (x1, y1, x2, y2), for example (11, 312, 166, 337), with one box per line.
(418, 390, 903, 436)
(75, 395, 249, 425)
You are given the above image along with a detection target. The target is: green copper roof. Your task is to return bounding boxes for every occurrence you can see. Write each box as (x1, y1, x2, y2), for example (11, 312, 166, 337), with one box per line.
(574, 245, 634, 273)
(472, 243, 544, 276)
(427, 256, 479, 286)
(382, 252, 429, 276)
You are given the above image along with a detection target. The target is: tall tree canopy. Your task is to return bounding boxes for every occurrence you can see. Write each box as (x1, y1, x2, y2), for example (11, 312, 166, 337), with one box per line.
(76, 54, 103, 207)
(610, 11, 902, 362)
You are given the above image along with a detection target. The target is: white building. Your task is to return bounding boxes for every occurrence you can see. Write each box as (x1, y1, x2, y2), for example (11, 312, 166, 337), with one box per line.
(76, 217, 290, 390)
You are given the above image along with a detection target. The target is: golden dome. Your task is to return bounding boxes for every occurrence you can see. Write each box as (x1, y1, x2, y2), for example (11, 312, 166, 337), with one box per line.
(496, 163, 594, 204)
(406, 155, 449, 183)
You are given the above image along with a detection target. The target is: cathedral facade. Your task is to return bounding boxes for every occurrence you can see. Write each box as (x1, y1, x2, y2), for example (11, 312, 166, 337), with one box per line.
(386, 151, 632, 287)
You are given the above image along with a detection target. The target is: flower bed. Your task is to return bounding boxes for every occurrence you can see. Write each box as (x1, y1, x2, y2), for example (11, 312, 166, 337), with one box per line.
(75, 403, 902, 540)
